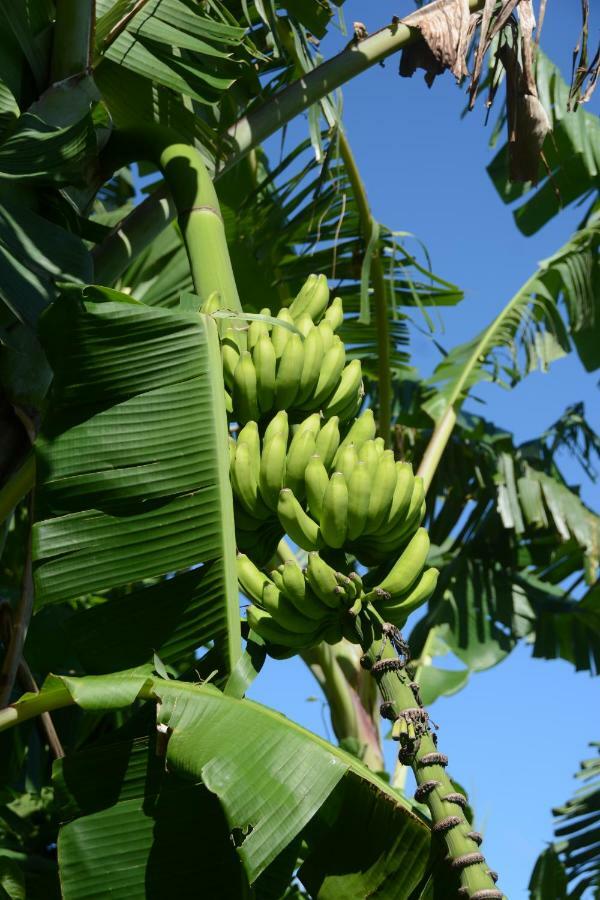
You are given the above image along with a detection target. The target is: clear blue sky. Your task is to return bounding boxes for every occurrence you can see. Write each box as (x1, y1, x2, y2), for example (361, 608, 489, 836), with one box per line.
(249, 4, 599, 899)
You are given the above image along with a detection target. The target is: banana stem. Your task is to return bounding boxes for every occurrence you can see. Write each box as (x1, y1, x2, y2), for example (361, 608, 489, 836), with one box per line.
(302, 641, 385, 772)
(416, 406, 457, 495)
(98, 126, 241, 311)
(363, 622, 501, 898)
(337, 130, 392, 447)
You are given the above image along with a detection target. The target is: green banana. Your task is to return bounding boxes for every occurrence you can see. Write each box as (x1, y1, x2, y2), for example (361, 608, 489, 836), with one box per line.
(305, 454, 329, 519)
(259, 431, 287, 511)
(228, 435, 236, 468)
(236, 553, 271, 603)
(275, 332, 303, 409)
(311, 339, 346, 407)
(281, 560, 329, 620)
(365, 450, 397, 534)
(323, 296, 344, 331)
(260, 582, 318, 633)
(271, 309, 295, 358)
(335, 442, 358, 484)
(246, 605, 321, 649)
(248, 318, 269, 350)
(295, 313, 314, 338)
(264, 410, 289, 444)
(222, 335, 241, 389)
(332, 383, 363, 423)
(277, 489, 323, 551)
(237, 421, 261, 475)
(357, 440, 380, 478)
(233, 350, 260, 424)
(306, 552, 341, 609)
(373, 527, 431, 599)
(252, 334, 277, 415)
(348, 571, 364, 594)
(269, 566, 286, 594)
(346, 462, 371, 541)
(322, 359, 363, 419)
(319, 471, 348, 549)
(296, 325, 323, 404)
(341, 614, 361, 644)
(293, 412, 321, 439)
(383, 462, 414, 531)
(323, 620, 343, 645)
(317, 320, 335, 353)
(334, 409, 376, 464)
(378, 566, 439, 625)
(304, 274, 330, 322)
(335, 571, 356, 602)
(285, 429, 316, 498)
(314, 416, 340, 468)
(288, 273, 319, 321)
(232, 441, 270, 519)
(378, 476, 425, 545)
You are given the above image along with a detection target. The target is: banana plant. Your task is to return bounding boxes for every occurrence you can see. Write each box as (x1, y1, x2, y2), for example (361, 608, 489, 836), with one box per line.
(0, 1, 598, 898)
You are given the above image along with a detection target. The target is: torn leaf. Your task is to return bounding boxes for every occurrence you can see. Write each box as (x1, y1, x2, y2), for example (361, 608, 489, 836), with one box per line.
(400, 0, 474, 85)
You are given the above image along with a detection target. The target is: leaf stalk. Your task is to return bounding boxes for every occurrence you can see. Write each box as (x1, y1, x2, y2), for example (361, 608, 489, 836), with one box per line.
(337, 130, 392, 446)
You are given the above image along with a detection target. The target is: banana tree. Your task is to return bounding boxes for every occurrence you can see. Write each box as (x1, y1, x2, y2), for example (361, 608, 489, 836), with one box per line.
(0, 1, 597, 898)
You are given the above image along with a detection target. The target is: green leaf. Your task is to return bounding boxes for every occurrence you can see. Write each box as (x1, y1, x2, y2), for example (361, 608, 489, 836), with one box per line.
(0, 855, 25, 900)
(528, 848, 568, 899)
(54, 734, 249, 900)
(0, 81, 19, 139)
(284, 0, 333, 39)
(424, 217, 599, 420)
(0, 197, 92, 328)
(20, 672, 432, 889)
(417, 663, 470, 707)
(0, 77, 98, 185)
(298, 772, 432, 900)
(32, 288, 240, 674)
(547, 744, 600, 898)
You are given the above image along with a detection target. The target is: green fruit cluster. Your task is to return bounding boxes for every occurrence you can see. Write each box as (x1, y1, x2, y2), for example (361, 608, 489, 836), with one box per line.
(218, 274, 363, 424)
(229, 408, 425, 567)
(277, 409, 426, 566)
(238, 533, 439, 652)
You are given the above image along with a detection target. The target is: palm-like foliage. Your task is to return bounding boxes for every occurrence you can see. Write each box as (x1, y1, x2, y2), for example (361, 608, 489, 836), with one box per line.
(529, 744, 600, 899)
(401, 402, 600, 680)
(423, 212, 600, 420)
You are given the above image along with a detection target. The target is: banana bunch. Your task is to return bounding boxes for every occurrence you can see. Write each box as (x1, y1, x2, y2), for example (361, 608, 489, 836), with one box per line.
(218, 274, 363, 424)
(275, 410, 427, 566)
(239, 551, 367, 651)
(239, 534, 438, 653)
(364, 528, 439, 627)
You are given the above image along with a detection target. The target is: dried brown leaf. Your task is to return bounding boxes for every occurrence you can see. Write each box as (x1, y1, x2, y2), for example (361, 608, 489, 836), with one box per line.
(569, 0, 599, 107)
(400, 0, 474, 86)
(499, 40, 550, 182)
(580, 43, 600, 103)
(468, 0, 497, 108)
(518, 0, 538, 95)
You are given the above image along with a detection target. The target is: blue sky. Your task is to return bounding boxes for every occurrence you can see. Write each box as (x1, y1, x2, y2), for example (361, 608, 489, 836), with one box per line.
(249, 4, 599, 898)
